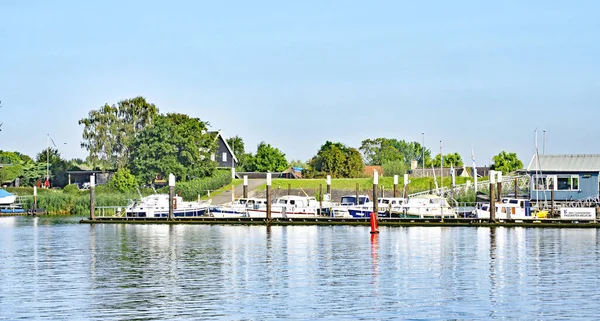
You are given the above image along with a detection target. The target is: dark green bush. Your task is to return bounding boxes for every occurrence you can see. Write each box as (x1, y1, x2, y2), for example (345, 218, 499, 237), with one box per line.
(158, 170, 232, 201)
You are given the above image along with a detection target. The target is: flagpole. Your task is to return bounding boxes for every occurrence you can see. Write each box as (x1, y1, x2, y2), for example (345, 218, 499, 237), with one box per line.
(472, 147, 477, 193)
(440, 140, 443, 193)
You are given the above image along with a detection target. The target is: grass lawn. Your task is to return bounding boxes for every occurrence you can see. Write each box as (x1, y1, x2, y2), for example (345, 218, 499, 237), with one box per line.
(255, 176, 486, 193)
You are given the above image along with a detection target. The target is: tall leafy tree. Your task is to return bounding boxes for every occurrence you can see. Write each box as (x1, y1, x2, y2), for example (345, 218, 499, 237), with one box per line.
(248, 142, 288, 172)
(492, 151, 523, 173)
(359, 138, 430, 166)
(129, 113, 215, 184)
(426, 153, 464, 167)
(344, 148, 365, 178)
(226, 135, 252, 171)
(79, 97, 158, 170)
(308, 141, 364, 178)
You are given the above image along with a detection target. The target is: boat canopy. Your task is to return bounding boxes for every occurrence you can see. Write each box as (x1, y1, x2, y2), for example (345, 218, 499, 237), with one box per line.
(0, 189, 14, 198)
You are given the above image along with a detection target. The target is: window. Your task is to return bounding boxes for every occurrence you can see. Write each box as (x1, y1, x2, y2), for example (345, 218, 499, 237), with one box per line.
(534, 175, 546, 191)
(557, 177, 570, 190)
(546, 175, 557, 190)
(572, 175, 579, 190)
(222, 152, 227, 162)
(210, 154, 215, 161)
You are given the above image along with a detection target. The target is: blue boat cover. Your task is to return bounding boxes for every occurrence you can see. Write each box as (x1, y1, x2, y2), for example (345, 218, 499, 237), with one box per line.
(0, 189, 13, 197)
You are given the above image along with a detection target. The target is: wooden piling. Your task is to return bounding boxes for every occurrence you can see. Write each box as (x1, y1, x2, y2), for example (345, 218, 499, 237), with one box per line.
(489, 183, 496, 223)
(514, 177, 519, 199)
(393, 175, 399, 198)
(430, 181, 433, 194)
(288, 183, 291, 196)
(168, 174, 175, 221)
(551, 189, 555, 217)
(320, 184, 323, 215)
(356, 183, 360, 205)
(326, 175, 331, 196)
(266, 173, 272, 222)
(89, 176, 95, 221)
(33, 186, 37, 214)
(497, 182, 502, 201)
(243, 175, 248, 198)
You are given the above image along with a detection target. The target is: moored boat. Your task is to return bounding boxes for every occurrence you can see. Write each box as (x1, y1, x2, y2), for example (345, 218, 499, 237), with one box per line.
(246, 195, 322, 218)
(126, 194, 210, 218)
(403, 194, 457, 218)
(0, 189, 17, 206)
(210, 198, 267, 218)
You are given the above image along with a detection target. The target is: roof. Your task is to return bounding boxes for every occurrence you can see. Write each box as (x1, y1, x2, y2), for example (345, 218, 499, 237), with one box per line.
(0, 189, 13, 197)
(364, 166, 383, 176)
(208, 130, 238, 163)
(526, 154, 600, 172)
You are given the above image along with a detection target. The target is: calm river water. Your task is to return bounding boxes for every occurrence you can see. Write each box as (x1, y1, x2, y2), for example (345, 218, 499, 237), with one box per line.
(1, 216, 600, 320)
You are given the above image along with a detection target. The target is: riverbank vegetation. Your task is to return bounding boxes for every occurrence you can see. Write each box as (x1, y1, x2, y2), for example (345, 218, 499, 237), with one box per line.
(1, 96, 523, 215)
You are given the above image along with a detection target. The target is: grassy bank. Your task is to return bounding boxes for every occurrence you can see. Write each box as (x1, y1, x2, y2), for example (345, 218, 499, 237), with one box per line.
(259, 176, 485, 193)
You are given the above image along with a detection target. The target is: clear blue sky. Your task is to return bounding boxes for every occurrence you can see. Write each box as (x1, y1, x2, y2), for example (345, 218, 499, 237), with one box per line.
(1, 1, 598, 166)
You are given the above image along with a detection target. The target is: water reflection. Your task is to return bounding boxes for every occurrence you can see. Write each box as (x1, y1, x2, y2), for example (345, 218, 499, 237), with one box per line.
(3, 217, 600, 319)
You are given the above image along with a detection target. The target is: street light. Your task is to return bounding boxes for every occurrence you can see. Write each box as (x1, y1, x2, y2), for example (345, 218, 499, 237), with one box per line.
(422, 132, 425, 173)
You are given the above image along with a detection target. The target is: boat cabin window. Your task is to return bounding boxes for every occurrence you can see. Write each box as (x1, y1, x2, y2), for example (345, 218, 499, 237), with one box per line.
(359, 197, 369, 204)
(509, 199, 518, 204)
(289, 200, 295, 205)
(341, 196, 356, 205)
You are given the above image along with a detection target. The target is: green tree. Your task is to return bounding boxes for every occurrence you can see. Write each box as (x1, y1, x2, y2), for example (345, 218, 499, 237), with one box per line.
(107, 168, 137, 193)
(79, 96, 159, 169)
(320, 145, 347, 178)
(0, 164, 23, 184)
(359, 138, 430, 166)
(382, 160, 408, 177)
(344, 148, 365, 178)
(492, 151, 523, 173)
(248, 142, 287, 172)
(129, 113, 215, 184)
(426, 153, 464, 167)
(226, 135, 253, 171)
(34, 147, 73, 187)
(307, 141, 365, 178)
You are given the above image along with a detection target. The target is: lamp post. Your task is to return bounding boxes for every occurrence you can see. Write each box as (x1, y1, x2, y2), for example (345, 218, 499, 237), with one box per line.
(421, 132, 425, 174)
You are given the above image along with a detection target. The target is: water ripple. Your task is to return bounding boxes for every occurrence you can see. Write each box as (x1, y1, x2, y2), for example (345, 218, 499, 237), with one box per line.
(1, 218, 600, 320)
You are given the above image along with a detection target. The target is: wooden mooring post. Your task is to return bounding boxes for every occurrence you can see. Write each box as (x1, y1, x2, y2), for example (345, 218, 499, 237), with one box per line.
(326, 175, 331, 196)
(288, 183, 291, 196)
(319, 184, 323, 215)
(168, 173, 175, 221)
(514, 177, 519, 199)
(404, 174, 409, 199)
(33, 186, 37, 214)
(489, 171, 496, 223)
(89, 175, 95, 221)
(266, 173, 272, 222)
(393, 175, 399, 198)
(243, 175, 248, 198)
(356, 183, 359, 205)
(497, 171, 503, 201)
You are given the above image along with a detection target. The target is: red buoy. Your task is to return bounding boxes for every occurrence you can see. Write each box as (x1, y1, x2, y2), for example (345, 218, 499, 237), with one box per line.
(370, 212, 379, 234)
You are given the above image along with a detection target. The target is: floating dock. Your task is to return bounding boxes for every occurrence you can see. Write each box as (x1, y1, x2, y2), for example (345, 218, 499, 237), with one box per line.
(79, 217, 600, 228)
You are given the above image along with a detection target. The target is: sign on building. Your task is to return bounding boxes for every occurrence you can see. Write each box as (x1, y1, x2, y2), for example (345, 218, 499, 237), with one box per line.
(560, 208, 596, 220)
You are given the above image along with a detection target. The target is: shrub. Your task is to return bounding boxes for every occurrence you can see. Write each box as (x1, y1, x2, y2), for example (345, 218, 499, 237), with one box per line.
(63, 184, 80, 194)
(158, 170, 232, 201)
(107, 168, 137, 193)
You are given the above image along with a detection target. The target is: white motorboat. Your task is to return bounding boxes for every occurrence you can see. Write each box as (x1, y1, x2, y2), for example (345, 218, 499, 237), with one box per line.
(246, 195, 323, 219)
(346, 197, 407, 218)
(0, 189, 16, 206)
(473, 198, 538, 220)
(330, 194, 371, 218)
(404, 194, 457, 218)
(210, 198, 267, 218)
(125, 194, 211, 218)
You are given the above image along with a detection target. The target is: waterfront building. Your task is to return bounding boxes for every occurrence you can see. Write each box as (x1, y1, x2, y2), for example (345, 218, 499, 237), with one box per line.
(526, 154, 600, 202)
